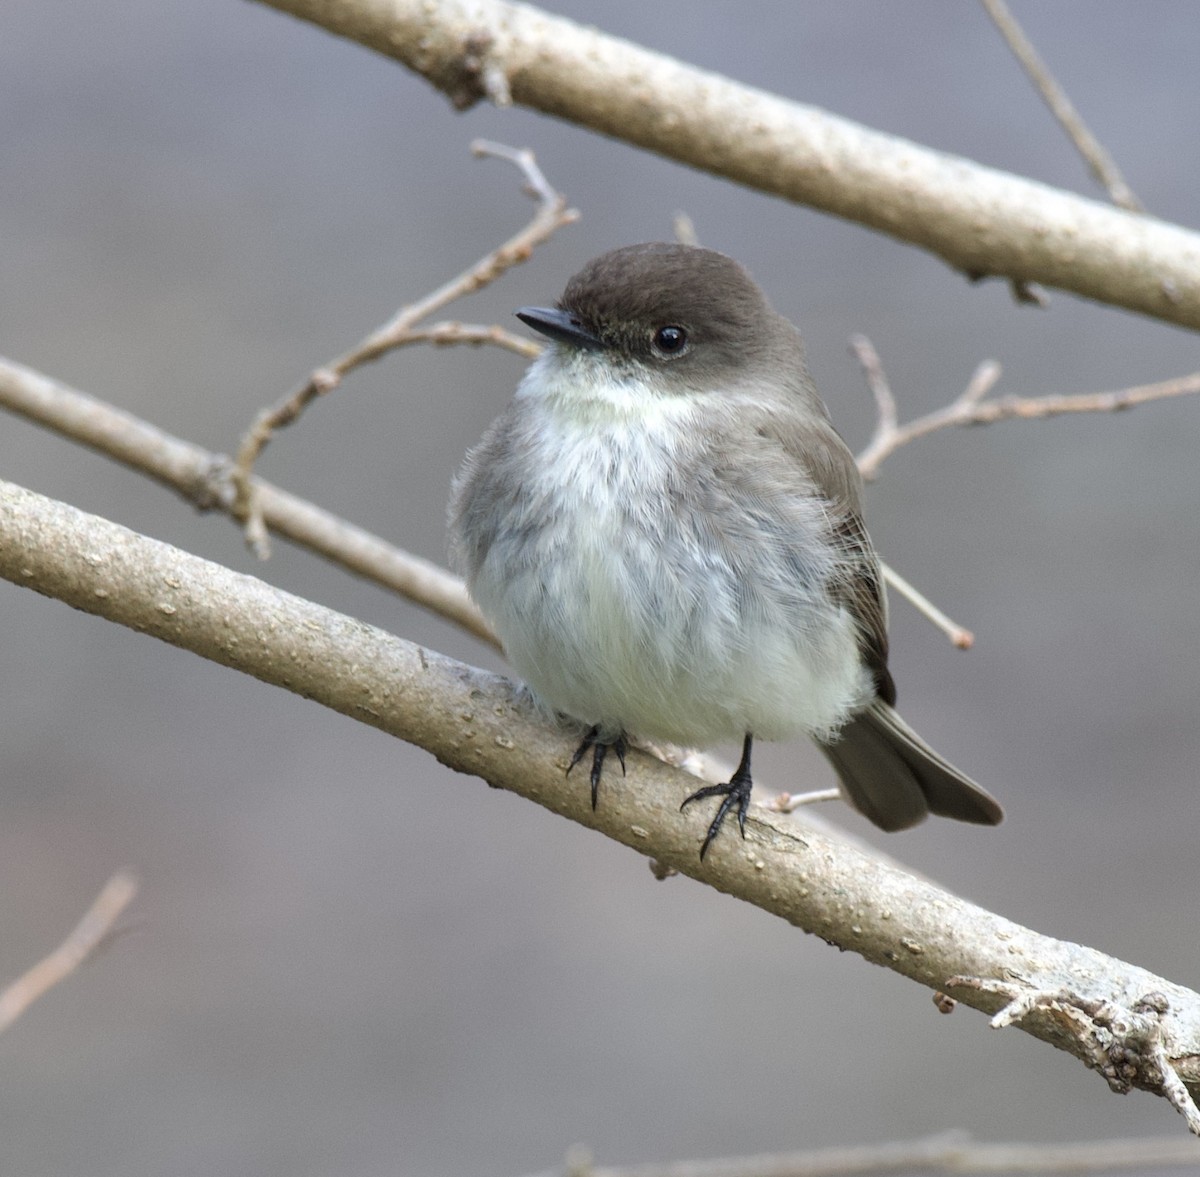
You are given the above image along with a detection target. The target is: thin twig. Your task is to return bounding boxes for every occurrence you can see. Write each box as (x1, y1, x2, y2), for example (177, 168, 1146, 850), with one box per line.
(852, 336, 975, 646)
(883, 563, 974, 650)
(230, 140, 577, 555)
(768, 787, 841, 814)
(406, 321, 540, 357)
(0, 872, 139, 1033)
(853, 343, 1200, 644)
(980, 0, 1143, 211)
(672, 211, 699, 246)
(0, 356, 499, 647)
(851, 333, 897, 452)
(569, 1130, 1200, 1177)
(856, 359, 1200, 482)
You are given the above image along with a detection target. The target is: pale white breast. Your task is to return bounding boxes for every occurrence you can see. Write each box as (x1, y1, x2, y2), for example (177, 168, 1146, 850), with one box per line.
(465, 353, 873, 747)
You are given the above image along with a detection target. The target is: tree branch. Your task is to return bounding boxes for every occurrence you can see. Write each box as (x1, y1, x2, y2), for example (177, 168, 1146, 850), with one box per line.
(567, 1130, 1200, 1177)
(256, 0, 1200, 330)
(0, 355, 498, 647)
(0, 872, 138, 1034)
(851, 338, 1200, 482)
(230, 139, 577, 554)
(980, 0, 1143, 212)
(4, 476, 1200, 1130)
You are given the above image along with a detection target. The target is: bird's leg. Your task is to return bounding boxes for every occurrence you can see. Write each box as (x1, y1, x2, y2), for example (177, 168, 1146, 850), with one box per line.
(566, 726, 627, 810)
(680, 733, 754, 859)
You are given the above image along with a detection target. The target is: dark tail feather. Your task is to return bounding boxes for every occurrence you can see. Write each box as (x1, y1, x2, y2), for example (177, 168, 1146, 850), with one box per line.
(817, 699, 1004, 832)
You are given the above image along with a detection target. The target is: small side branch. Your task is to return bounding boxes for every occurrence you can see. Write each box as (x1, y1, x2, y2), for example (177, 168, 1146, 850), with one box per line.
(980, 0, 1143, 211)
(0, 356, 499, 647)
(950, 976, 1200, 1135)
(882, 563, 974, 650)
(230, 140, 576, 555)
(571, 1131, 1200, 1177)
(0, 871, 139, 1034)
(852, 337, 1200, 645)
(853, 338, 1200, 483)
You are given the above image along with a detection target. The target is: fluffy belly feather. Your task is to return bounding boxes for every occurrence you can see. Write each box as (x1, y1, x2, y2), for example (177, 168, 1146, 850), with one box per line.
(467, 402, 871, 747)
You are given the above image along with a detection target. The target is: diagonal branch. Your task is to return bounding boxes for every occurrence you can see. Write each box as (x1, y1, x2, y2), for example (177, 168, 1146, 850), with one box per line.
(851, 336, 1200, 482)
(230, 139, 577, 554)
(3, 477, 1200, 1129)
(7, 348, 1200, 656)
(980, 0, 1143, 212)
(254, 0, 1200, 331)
(0, 355, 498, 647)
(571, 1130, 1200, 1177)
(0, 872, 139, 1034)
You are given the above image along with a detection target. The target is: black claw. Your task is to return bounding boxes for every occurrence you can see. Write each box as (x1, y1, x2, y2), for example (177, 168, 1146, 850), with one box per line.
(611, 734, 627, 776)
(566, 727, 627, 810)
(679, 734, 755, 859)
(588, 742, 605, 809)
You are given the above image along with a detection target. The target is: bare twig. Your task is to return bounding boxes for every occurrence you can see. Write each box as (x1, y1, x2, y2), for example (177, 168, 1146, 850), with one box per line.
(402, 321, 540, 358)
(882, 563, 975, 650)
(672, 211, 699, 246)
(0, 872, 138, 1033)
(856, 357, 1200, 482)
(768, 787, 841, 814)
(230, 140, 577, 555)
(980, 0, 1143, 212)
(852, 336, 976, 647)
(853, 343, 1200, 643)
(851, 333, 898, 448)
(950, 977, 1200, 1135)
(0, 356, 499, 647)
(567, 1131, 1200, 1177)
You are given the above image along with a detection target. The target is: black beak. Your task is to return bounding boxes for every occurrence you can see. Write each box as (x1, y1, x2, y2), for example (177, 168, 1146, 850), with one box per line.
(515, 306, 604, 351)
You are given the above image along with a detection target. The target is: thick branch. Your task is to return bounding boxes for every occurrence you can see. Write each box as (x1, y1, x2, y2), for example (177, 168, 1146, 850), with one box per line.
(4, 477, 1200, 1126)
(0, 355, 496, 647)
(257, 0, 1200, 330)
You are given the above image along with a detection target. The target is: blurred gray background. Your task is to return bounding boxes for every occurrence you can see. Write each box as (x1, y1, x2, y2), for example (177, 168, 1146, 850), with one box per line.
(3, 2, 1199, 1174)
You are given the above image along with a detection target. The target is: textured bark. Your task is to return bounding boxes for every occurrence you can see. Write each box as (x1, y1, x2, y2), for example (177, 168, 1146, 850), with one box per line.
(3, 476, 1199, 1120)
(258, 0, 1200, 330)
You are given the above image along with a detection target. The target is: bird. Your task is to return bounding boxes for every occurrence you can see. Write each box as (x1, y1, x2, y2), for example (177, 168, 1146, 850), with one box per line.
(449, 243, 1003, 858)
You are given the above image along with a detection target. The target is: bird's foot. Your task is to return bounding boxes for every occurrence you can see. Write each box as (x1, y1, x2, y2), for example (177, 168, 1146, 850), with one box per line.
(566, 726, 627, 809)
(680, 734, 754, 860)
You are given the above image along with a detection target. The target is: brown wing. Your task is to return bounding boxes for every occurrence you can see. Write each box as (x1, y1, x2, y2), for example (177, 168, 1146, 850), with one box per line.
(756, 409, 895, 705)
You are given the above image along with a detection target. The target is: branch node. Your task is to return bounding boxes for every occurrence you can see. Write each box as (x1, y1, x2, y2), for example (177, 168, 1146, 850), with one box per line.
(948, 975, 1200, 1133)
(187, 454, 236, 514)
(447, 30, 510, 110)
(932, 990, 958, 1014)
(1010, 278, 1049, 307)
(311, 367, 341, 396)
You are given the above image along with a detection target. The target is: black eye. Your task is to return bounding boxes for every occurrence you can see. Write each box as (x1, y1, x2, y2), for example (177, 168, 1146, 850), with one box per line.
(652, 324, 688, 356)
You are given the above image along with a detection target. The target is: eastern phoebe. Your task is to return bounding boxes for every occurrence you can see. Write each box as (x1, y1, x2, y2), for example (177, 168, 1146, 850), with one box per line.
(450, 243, 1003, 858)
